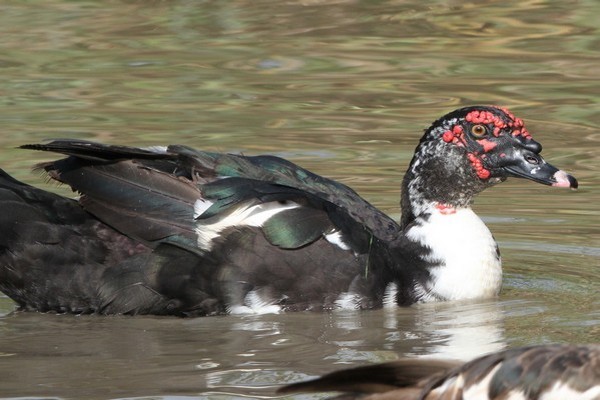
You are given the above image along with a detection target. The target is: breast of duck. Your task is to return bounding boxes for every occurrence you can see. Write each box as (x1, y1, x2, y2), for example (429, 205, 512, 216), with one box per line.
(0, 106, 577, 316)
(278, 344, 600, 400)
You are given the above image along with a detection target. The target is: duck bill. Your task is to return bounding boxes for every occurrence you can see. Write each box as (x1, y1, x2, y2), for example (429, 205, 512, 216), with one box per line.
(502, 154, 578, 189)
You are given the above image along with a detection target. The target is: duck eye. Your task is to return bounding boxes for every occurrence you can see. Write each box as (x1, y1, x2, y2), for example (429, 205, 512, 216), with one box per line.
(471, 124, 487, 137)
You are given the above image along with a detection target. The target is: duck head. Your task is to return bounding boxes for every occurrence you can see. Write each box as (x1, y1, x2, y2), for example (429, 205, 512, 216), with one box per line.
(439, 106, 578, 188)
(401, 106, 577, 226)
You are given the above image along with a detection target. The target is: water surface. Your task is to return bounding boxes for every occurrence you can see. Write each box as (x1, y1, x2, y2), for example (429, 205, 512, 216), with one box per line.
(0, 1, 598, 399)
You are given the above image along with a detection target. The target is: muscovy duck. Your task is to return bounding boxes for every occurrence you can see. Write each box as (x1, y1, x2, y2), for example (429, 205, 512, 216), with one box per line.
(0, 106, 577, 316)
(278, 344, 600, 400)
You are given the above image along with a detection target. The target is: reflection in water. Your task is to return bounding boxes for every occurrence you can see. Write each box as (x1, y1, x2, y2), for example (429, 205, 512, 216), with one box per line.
(196, 301, 509, 395)
(410, 301, 506, 361)
(0, 288, 593, 398)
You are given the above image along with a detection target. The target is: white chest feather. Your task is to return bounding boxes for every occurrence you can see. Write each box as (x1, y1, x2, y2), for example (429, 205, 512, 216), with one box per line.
(406, 207, 502, 302)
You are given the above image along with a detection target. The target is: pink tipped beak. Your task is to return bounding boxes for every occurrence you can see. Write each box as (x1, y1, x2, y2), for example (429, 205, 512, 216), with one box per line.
(552, 170, 578, 189)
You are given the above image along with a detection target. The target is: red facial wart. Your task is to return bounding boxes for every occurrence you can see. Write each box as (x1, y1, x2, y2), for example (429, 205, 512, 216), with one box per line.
(443, 124, 491, 179)
(495, 106, 533, 139)
(442, 125, 466, 146)
(465, 107, 533, 139)
(467, 153, 491, 179)
(477, 138, 497, 152)
(445, 107, 534, 180)
(435, 203, 457, 215)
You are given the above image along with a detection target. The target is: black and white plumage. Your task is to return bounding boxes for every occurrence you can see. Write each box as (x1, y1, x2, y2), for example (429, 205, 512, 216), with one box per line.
(278, 344, 600, 400)
(0, 106, 578, 316)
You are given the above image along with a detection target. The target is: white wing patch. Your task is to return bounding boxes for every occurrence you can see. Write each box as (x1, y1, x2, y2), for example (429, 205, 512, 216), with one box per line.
(195, 201, 301, 251)
(194, 199, 214, 219)
(141, 145, 169, 154)
(324, 230, 351, 251)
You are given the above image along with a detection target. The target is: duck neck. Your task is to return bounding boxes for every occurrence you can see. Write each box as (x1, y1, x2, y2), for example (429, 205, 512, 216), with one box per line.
(396, 141, 503, 302)
(400, 141, 487, 229)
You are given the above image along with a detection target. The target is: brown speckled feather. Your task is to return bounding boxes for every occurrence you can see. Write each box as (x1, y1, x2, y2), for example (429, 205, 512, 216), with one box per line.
(278, 345, 600, 400)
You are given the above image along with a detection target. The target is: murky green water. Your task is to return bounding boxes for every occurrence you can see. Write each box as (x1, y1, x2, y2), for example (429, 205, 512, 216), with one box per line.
(0, 1, 598, 399)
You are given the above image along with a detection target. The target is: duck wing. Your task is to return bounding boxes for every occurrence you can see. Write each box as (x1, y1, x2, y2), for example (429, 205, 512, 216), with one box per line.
(169, 144, 402, 242)
(24, 140, 401, 252)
